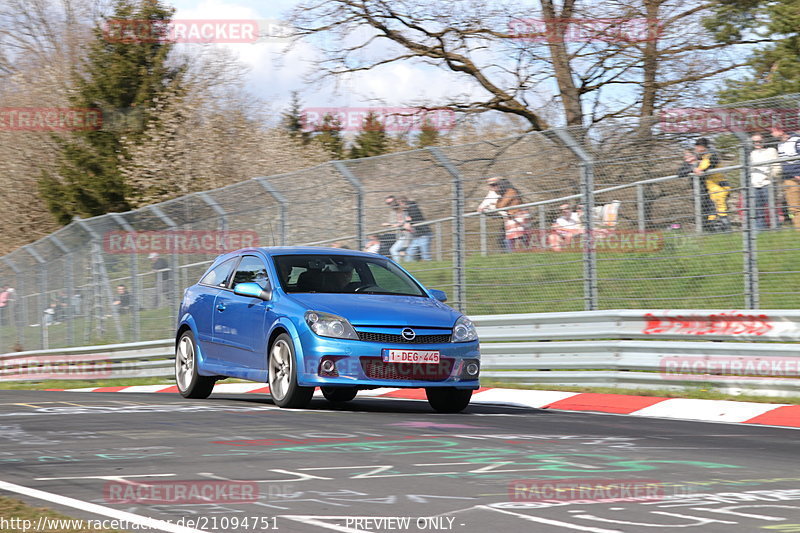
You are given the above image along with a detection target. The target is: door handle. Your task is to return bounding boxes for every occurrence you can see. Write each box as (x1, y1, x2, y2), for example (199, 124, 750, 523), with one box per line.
(216, 303, 226, 312)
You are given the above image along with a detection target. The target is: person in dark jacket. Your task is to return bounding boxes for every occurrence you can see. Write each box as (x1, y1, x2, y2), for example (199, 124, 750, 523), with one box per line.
(401, 198, 433, 261)
(693, 138, 730, 231)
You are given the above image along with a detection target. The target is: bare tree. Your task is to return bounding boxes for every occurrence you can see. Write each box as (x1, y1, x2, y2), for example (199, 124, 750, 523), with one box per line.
(290, 0, 767, 131)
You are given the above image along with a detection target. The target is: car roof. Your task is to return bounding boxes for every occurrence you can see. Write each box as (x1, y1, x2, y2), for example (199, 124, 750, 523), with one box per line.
(238, 246, 379, 259)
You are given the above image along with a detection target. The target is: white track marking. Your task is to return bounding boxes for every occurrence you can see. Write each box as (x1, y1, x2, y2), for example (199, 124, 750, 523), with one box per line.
(0, 479, 208, 533)
(480, 505, 623, 533)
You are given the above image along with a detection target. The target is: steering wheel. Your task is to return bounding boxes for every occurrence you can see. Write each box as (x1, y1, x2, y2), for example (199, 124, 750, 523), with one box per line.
(354, 284, 380, 293)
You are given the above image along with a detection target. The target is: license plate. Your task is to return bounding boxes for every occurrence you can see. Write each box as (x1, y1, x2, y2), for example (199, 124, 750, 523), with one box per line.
(382, 349, 440, 364)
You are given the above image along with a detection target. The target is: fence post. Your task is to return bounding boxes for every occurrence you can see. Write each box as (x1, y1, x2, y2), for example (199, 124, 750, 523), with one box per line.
(254, 177, 288, 245)
(23, 246, 46, 349)
(693, 174, 704, 234)
(332, 162, 365, 250)
(736, 132, 759, 309)
(479, 214, 487, 256)
(434, 221, 443, 261)
(768, 178, 778, 230)
(538, 205, 547, 248)
(49, 236, 74, 347)
(553, 129, 598, 311)
(111, 214, 141, 342)
(149, 206, 179, 324)
(199, 192, 229, 232)
(636, 184, 646, 231)
(1, 258, 21, 350)
(428, 147, 466, 312)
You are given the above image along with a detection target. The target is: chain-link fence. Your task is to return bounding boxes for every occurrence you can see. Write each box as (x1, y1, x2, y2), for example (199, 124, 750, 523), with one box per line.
(2, 93, 800, 352)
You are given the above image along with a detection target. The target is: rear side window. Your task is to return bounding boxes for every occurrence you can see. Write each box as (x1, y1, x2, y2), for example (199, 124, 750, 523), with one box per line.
(199, 258, 238, 288)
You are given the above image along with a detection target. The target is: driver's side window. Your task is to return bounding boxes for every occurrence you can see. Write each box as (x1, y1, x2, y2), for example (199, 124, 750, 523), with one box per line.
(231, 255, 270, 290)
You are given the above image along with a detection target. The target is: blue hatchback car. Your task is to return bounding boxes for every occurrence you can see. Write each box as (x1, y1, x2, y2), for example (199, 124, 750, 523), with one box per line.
(175, 247, 480, 412)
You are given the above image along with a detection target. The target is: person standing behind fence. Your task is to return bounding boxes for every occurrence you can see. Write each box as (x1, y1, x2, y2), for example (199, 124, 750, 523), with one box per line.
(0, 286, 10, 327)
(382, 195, 411, 262)
(403, 198, 433, 261)
(770, 124, 800, 231)
(750, 134, 781, 230)
(693, 138, 731, 232)
(494, 178, 531, 251)
(477, 176, 507, 251)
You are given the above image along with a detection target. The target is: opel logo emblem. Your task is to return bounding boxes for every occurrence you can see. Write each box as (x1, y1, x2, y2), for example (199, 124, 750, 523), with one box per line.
(401, 328, 416, 341)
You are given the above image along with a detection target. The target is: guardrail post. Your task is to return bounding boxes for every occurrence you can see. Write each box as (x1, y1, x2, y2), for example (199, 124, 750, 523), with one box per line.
(332, 162, 365, 250)
(111, 214, 141, 342)
(553, 129, 598, 311)
(253, 177, 288, 245)
(693, 174, 703, 234)
(48, 236, 74, 346)
(428, 147, 466, 312)
(736, 132, 759, 309)
(23, 246, 46, 349)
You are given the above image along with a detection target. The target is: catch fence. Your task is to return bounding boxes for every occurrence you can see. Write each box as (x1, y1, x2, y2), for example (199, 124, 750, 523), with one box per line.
(2, 93, 800, 352)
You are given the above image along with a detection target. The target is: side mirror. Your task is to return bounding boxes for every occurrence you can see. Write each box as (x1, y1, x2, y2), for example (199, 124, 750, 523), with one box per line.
(430, 289, 447, 302)
(234, 282, 271, 301)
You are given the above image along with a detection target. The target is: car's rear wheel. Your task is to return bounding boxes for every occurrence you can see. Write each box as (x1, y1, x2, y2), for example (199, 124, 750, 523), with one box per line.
(425, 387, 473, 413)
(269, 333, 314, 408)
(175, 330, 215, 399)
(321, 387, 358, 403)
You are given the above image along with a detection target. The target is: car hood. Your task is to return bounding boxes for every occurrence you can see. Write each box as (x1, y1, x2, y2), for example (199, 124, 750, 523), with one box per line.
(285, 293, 460, 328)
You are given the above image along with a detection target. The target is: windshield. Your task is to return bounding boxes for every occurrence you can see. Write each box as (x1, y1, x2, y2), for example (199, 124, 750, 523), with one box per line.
(273, 254, 427, 297)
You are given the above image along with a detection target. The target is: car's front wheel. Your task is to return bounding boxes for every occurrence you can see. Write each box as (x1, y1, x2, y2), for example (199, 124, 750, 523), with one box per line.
(269, 333, 314, 408)
(425, 387, 473, 413)
(175, 330, 215, 399)
(321, 387, 358, 403)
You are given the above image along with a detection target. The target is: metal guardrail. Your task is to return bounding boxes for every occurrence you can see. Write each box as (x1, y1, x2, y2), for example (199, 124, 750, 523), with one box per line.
(2, 310, 800, 397)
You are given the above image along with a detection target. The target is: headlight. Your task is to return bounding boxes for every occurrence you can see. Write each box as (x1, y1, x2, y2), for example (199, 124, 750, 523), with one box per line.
(452, 315, 478, 342)
(305, 311, 358, 340)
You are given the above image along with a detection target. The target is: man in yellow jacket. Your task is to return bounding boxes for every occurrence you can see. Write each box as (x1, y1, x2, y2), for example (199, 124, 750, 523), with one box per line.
(693, 137, 730, 231)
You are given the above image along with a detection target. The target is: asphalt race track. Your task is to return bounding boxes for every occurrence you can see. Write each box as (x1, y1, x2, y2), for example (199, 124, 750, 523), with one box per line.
(0, 389, 799, 532)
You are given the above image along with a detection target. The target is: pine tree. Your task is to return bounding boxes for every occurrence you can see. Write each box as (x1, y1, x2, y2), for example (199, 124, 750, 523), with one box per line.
(709, 0, 800, 102)
(415, 117, 440, 148)
(38, 0, 184, 224)
(349, 111, 388, 159)
(313, 113, 345, 160)
(282, 91, 311, 145)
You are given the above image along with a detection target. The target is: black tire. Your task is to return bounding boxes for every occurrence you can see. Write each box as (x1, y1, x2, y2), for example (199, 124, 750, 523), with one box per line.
(425, 387, 473, 413)
(269, 333, 314, 408)
(321, 387, 358, 403)
(175, 330, 215, 399)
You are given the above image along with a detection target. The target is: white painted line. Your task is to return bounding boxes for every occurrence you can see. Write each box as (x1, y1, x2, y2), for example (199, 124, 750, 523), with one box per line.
(63, 387, 102, 392)
(480, 505, 622, 532)
(0, 478, 209, 533)
(471, 389, 580, 408)
(357, 388, 401, 397)
(117, 385, 175, 393)
(631, 398, 787, 423)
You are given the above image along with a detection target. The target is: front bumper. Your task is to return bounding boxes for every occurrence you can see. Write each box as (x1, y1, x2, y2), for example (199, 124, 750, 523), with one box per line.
(296, 330, 480, 389)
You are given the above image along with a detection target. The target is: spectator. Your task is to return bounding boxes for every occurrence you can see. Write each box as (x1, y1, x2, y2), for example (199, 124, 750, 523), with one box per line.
(677, 149, 697, 179)
(0, 285, 10, 327)
(494, 178, 531, 251)
(363, 234, 381, 254)
(750, 134, 781, 230)
(477, 176, 507, 252)
(402, 198, 433, 261)
(770, 124, 800, 230)
(382, 195, 411, 262)
(149, 252, 169, 307)
(693, 137, 731, 231)
(547, 204, 583, 251)
(112, 284, 131, 313)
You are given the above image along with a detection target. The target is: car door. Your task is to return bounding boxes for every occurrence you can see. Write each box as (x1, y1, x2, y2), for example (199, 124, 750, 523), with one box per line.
(212, 254, 274, 375)
(192, 257, 239, 362)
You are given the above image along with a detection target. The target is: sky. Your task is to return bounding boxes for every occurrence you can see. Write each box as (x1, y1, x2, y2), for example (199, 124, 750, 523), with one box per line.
(167, 0, 481, 125)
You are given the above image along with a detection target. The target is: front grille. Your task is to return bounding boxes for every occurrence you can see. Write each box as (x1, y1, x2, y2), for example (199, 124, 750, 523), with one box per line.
(360, 357, 454, 381)
(357, 332, 451, 344)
